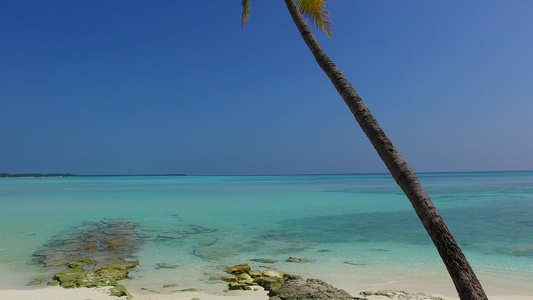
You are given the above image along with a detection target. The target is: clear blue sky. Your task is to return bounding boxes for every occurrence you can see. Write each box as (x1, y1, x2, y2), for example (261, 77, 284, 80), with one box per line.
(1, 1, 532, 175)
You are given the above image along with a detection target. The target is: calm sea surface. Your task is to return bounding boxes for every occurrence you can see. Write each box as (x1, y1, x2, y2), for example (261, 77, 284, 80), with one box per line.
(0, 172, 532, 293)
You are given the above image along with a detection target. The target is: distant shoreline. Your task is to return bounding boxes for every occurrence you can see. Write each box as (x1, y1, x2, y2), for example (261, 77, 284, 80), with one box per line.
(1, 170, 531, 179)
(0, 173, 188, 178)
(0, 173, 78, 178)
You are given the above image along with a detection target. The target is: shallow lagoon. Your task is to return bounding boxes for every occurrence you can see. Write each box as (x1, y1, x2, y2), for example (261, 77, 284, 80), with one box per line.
(1, 172, 532, 295)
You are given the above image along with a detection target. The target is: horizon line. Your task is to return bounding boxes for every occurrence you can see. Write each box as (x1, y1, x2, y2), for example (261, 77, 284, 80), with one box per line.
(2, 170, 532, 178)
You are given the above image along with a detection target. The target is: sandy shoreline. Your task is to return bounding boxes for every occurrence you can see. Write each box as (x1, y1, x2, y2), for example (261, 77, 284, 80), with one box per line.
(2, 273, 533, 300)
(1, 257, 531, 300)
(0, 286, 268, 300)
(2, 259, 532, 300)
(2, 288, 532, 300)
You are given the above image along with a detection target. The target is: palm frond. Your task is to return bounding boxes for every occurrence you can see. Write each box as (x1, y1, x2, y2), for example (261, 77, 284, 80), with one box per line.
(241, 0, 250, 27)
(296, 0, 332, 38)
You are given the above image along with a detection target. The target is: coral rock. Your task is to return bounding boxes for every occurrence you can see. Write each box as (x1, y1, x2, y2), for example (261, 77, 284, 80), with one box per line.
(227, 264, 251, 274)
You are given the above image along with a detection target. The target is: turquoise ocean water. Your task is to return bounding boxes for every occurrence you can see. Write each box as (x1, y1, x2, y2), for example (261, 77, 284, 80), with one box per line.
(0, 172, 532, 294)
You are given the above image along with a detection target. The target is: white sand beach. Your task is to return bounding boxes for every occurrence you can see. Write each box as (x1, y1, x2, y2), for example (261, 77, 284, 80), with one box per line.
(1, 286, 531, 300)
(2, 274, 533, 300)
(0, 287, 268, 300)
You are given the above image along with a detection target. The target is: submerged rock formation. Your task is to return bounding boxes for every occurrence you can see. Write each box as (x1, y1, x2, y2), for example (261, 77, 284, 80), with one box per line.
(34, 220, 139, 268)
(251, 258, 278, 264)
(33, 220, 140, 298)
(286, 256, 315, 263)
(155, 262, 179, 269)
(27, 278, 42, 286)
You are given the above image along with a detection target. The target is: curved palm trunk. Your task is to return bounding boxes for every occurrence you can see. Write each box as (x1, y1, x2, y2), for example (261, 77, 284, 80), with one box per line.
(283, 0, 487, 299)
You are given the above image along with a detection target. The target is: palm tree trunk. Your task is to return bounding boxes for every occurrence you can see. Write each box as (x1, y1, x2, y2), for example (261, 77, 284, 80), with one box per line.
(283, 0, 487, 299)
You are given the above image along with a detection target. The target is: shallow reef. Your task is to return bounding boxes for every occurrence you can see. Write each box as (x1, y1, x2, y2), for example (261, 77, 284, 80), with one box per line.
(33, 220, 141, 297)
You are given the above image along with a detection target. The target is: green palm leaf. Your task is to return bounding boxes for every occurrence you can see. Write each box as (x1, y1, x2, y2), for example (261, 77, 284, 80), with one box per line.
(296, 0, 332, 38)
(241, 0, 250, 27)
(241, 0, 332, 38)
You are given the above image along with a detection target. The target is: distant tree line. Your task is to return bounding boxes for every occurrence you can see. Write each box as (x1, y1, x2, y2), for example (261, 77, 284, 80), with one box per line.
(0, 173, 77, 178)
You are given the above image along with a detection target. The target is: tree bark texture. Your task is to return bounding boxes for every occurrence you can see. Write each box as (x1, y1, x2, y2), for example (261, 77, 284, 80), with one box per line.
(283, 0, 488, 299)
